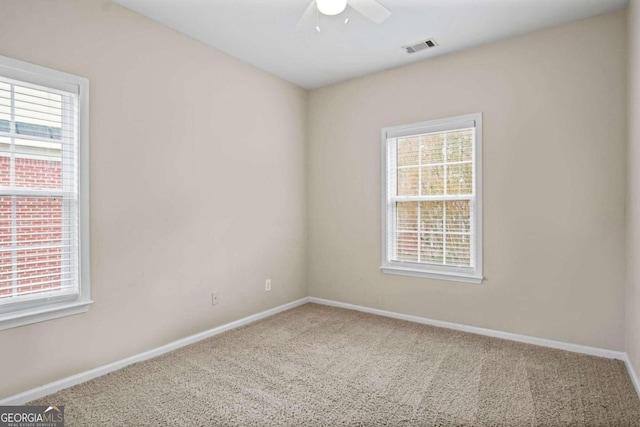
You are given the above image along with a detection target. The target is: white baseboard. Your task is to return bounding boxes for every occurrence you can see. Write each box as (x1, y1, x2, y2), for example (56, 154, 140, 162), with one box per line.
(624, 355, 640, 398)
(0, 297, 310, 405)
(308, 297, 626, 360)
(4, 295, 638, 404)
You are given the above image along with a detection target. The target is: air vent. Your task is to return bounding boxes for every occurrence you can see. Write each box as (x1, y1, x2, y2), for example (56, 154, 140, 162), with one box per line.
(403, 38, 438, 54)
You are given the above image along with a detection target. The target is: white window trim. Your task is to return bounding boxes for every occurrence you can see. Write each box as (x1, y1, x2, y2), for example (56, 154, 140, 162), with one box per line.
(380, 113, 483, 284)
(0, 55, 91, 330)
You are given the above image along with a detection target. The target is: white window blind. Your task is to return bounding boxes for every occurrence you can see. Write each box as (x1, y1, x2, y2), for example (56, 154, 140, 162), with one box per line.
(381, 114, 483, 283)
(0, 55, 90, 329)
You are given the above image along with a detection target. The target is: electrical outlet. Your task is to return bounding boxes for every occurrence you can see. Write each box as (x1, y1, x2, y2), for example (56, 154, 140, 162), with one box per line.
(265, 279, 271, 291)
(211, 291, 220, 305)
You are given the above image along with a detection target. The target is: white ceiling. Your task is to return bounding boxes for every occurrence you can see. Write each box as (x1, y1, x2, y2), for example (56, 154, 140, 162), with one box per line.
(113, 0, 628, 89)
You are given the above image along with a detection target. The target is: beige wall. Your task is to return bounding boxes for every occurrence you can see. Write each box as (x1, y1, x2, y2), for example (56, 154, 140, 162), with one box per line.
(0, 0, 307, 398)
(628, 0, 640, 385)
(308, 11, 627, 350)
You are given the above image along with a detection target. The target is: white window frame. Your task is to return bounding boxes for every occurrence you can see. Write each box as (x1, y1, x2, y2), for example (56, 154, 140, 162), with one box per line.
(380, 113, 483, 284)
(0, 55, 91, 329)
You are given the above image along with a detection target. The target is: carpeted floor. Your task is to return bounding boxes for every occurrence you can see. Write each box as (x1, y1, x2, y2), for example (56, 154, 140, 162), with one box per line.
(31, 303, 640, 426)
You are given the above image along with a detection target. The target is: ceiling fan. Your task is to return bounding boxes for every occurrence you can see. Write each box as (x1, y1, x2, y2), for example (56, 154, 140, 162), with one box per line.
(296, 0, 391, 32)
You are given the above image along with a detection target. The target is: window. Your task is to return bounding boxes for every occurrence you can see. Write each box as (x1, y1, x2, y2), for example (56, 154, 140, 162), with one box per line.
(0, 55, 90, 329)
(381, 114, 482, 283)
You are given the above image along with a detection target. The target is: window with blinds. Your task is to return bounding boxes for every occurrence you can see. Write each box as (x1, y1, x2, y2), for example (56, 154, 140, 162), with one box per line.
(0, 55, 90, 329)
(381, 114, 483, 283)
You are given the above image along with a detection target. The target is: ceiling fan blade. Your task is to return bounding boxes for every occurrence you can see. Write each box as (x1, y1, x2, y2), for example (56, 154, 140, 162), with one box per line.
(348, 0, 391, 24)
(295, 1, 318, 32)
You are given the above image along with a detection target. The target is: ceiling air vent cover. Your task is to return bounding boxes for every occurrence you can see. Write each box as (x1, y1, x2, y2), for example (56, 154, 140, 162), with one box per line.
(403, 38, 438, 54)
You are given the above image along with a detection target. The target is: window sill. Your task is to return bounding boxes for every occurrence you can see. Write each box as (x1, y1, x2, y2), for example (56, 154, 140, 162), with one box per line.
(0, 299, 93, 331)
(381, 266, 483, 284)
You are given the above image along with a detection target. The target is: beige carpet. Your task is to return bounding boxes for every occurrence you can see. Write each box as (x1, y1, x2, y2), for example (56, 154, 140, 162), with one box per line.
(31, 303, 640, 426)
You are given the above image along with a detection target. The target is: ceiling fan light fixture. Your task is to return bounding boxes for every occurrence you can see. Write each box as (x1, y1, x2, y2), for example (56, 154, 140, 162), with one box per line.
(316, 0, 347, 16)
